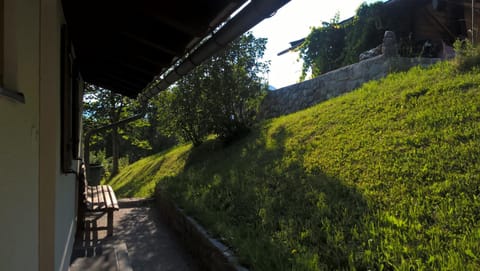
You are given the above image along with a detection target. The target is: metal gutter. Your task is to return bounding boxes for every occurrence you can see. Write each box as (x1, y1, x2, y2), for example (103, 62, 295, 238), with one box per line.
(137, 0, 290, 104)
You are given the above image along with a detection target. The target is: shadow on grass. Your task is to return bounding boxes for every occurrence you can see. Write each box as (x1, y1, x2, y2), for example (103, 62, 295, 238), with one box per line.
(159, 125, 371, 270)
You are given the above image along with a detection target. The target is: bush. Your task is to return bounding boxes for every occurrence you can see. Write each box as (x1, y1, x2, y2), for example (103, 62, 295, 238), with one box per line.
(153, 33, 269, 146)
(299, 1, 425, 79)
(454, 39, 480, 72)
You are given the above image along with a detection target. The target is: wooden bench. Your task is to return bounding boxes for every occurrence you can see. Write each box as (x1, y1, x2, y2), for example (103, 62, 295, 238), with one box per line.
(78, 164, 119, 236)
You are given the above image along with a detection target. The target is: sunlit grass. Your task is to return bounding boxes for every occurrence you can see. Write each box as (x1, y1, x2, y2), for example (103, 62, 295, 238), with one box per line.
(108, 61, 480, 270)
(108, 144, 192, 197)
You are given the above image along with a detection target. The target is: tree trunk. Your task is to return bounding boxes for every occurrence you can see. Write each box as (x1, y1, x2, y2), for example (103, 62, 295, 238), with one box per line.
(111, 127, 119, 177)
(109, 93, 120, 178)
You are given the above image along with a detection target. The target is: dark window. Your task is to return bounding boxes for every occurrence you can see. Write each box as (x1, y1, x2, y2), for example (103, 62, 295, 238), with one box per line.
(71, 62, 83, 160)
(61, 25, 73, 173)
(61, 24, 83, 173)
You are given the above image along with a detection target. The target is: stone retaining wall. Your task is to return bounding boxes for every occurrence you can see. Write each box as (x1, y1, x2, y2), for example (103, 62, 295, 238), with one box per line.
(258, 55, 439, 119)
(155, 187, 248, 271)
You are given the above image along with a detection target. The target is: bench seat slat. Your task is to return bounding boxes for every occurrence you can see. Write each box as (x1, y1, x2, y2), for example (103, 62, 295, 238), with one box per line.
(86, 185, 119, 211)
(98, 185, 106, 209)
(86, 185, 94, 210)
(107, 185, 119, 210)
(92, 185, 99, 210)
(93, 185, 102, 211)
(101, 185, 112, 208)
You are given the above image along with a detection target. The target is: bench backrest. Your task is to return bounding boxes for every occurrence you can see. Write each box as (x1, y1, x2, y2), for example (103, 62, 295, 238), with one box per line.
(78, 163, 89, 207)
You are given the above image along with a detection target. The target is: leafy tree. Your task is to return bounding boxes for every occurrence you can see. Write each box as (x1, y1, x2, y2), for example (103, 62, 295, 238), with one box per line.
(83, 84, 151, 176)
(153, 32, 269, 145)
(298, 14, 345, 80)
(298, 2, 412, 80)
(154, 71, 209, 147)
(203, 33, 269, 142)
(342, 3, 385, 65)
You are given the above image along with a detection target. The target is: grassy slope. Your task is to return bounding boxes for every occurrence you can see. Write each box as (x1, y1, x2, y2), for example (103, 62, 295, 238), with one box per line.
(108, 62, 480, 270)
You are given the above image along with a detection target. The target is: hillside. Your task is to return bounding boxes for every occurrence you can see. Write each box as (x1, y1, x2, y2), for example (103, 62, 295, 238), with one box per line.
(108, 62, 480, 270)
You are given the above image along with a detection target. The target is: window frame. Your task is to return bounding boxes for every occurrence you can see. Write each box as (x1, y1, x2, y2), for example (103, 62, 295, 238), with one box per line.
(61, 24, 74, 173)
(60, 24, 83, 173)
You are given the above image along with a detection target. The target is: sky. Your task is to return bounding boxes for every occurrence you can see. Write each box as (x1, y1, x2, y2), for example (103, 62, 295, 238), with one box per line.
(251, 0, 382, 88)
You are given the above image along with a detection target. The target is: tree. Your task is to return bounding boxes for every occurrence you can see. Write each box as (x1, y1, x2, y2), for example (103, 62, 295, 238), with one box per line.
(154, 73, 209, 147)
(203, 33, 269, 142)
(298, 13, 345, 80)
(298, 2, 412, 80)
(152, 32, 269, 145)
(83, 84, 151, 177)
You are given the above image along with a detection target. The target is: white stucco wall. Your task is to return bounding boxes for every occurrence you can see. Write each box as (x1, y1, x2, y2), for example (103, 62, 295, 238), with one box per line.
(0, 0, 78, 270)
(0, 0, 40, 270)
(39, 0, 78, 271)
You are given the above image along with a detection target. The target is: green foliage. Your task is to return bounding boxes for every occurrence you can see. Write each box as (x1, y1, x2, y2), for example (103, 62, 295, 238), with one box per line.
(110, 62, 480, 270)
(453, 39, 480, 72)
(299, 14, 345, 80)
(108, 144, 191, 197)
(155, 81, 209, 147)
(83, 85, 149, 175)
(299, 2, 414, 79)
(152, 32, 269, 146)
(342, 2, 385, 64)
(203, 33, 269, 142)
(89, 150, 107, 165)
(83, 84, 176, 176)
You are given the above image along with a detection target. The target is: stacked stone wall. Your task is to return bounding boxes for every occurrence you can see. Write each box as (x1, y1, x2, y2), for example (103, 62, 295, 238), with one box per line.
(258, 56, 439, 119)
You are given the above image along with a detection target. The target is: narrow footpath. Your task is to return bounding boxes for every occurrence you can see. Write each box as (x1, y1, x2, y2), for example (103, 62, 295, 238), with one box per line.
(70, 199, 198, 271)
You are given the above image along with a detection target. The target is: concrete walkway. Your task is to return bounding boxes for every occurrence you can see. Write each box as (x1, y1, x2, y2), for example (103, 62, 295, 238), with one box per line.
(70, 199, 198, 271)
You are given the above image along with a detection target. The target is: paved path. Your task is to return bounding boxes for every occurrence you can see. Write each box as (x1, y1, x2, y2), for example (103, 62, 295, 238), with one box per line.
(70, 199, 198, 271)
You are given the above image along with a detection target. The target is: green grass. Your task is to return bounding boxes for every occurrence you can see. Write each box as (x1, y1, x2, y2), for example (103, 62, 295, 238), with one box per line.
(108, 61, 480, 270)
(108, 144, 191, 197)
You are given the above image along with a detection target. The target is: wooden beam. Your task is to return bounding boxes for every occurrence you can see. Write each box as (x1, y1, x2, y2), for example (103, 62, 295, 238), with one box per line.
(127, 1, 214, 37)
(85, 55, 158, 77)
(120, 31, 181, 56)
(135, 55, 171, 69)
(152, 16, 205, 37)
(89, 73, 145, 90)
(110, 61, 156, 77)
(89, 79, 136, 97)
(446, 0, 480, 10)
(99, 73, 145, 90)
(425, 7, 456, 40)
(85, 63, 153, 82)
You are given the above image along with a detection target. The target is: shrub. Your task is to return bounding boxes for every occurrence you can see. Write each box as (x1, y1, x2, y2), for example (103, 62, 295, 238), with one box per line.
(152, 33, 269, 146)
(454, 39, 480, 72)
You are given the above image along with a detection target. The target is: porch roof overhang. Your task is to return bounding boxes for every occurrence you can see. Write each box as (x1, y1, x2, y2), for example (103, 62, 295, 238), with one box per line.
(62, 0, 290, 98)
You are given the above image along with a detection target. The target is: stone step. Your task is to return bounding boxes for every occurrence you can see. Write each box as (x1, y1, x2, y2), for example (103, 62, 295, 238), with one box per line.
(70, 242, 132, 271)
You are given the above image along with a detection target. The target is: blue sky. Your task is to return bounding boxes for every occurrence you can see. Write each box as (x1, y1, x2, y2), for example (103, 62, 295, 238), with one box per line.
(251, 0, 382, 88)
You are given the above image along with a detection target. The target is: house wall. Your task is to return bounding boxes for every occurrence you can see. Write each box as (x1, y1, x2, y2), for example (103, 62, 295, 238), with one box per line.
(0, 0, 79, 270)
(39, 1, 79, 271)
(463, 3, 480, 43)
(0, 0, 40, 270)
(413, 4, 452, 43)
